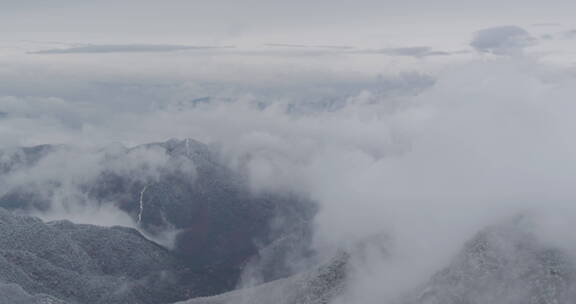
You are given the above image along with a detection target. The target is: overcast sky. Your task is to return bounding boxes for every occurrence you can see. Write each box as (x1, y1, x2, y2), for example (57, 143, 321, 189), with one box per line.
(2, 0, 576, 47)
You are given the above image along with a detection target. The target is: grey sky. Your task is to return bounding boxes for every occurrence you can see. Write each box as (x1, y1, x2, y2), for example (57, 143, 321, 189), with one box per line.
(2, 0, 576, 47)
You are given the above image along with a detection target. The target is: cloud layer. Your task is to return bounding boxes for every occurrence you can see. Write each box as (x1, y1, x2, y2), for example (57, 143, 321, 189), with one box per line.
(471, 26, 536, 55)
(2, 20, 576, 303)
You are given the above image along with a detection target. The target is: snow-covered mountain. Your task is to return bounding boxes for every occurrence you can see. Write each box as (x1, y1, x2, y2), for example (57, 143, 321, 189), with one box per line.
(176, 252, 348, 304)
(2, 140, 576, 304)
(0, 139, 316, 299)
(0, 208, 192, 303)
(404, 218, 576, 304)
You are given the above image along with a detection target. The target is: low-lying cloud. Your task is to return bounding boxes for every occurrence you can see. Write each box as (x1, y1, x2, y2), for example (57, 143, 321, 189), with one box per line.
(264, 43, 354, 49)
(357, 46, 455, 57)
(32, 44, 235, 54)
